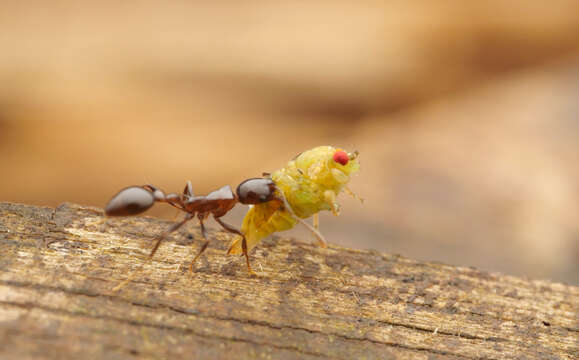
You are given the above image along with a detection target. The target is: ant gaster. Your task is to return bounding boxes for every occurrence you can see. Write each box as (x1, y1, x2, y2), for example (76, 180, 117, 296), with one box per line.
(105, 178, 276, 274)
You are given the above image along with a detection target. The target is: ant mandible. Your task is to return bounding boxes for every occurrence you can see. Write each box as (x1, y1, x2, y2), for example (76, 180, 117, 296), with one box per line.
(105, 178, 277, 274)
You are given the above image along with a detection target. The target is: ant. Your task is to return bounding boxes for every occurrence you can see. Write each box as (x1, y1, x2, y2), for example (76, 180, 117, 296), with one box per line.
(105, 178, 279, 275)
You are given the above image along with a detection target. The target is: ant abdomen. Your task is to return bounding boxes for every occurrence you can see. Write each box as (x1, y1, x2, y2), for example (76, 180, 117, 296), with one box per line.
(236, 178, 276, 204)
(105, 186, 155, 216)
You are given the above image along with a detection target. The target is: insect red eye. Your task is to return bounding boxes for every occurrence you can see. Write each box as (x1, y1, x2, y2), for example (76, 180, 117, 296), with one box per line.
(333, 150, 349, 165)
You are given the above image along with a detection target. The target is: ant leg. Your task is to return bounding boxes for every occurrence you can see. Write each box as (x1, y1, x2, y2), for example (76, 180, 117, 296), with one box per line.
(215, 217, 256, 275)
(149, 213, 194, 259)
(142, 184, 186, 211)
(241, 235, 255, 275)
(163, 193, 186, 212)
(189, 219, 209, 274)
(113, 212, 194, 292)
(313, 213, 320, 230)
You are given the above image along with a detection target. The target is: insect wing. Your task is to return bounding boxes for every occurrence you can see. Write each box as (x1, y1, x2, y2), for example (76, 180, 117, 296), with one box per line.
(228, 201, 295, 255)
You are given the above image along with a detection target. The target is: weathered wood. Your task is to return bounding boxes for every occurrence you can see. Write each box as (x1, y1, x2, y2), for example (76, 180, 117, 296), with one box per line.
(0, 202, 577, 360)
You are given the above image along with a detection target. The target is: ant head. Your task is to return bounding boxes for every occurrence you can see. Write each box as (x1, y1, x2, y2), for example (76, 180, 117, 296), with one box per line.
(105, 186, 155, 216)
(236, 178, 276, 204)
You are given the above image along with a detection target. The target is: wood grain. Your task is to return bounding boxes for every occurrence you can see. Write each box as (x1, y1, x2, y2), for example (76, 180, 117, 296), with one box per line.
(0, 202, 577, 359)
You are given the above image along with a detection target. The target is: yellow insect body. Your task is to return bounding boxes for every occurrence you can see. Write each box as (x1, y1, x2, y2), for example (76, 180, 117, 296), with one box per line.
(228, 146, 360, 255)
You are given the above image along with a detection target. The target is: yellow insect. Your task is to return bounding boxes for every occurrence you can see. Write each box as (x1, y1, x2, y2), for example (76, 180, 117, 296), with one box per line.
(228, 146, 361, 261)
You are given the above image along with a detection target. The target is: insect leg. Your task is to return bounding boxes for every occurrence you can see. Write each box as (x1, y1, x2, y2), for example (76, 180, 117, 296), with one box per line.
(275, 191, 327, 248)
(294, 215, 327, 248)
(313, 213, 320, 230)
(323, 190, 340, 216)
(189, 217, 209, 274)
(149, 212, 194, 259)
(215, 217, 256, 275)
(344, 186, 364, 203)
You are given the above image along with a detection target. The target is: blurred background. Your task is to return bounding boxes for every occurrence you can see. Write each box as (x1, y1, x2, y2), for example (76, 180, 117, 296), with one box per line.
(1, 1, 578, 284)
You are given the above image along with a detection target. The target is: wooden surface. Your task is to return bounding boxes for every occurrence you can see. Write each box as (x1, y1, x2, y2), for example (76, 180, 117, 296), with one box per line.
(0, 202, 577, 360)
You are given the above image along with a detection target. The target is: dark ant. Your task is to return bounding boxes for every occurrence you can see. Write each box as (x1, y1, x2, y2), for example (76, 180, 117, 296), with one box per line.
(105, 178, 276, 275)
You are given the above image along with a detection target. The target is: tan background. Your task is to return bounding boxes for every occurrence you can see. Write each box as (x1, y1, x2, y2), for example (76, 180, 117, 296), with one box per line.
(1, 1, 578, 284)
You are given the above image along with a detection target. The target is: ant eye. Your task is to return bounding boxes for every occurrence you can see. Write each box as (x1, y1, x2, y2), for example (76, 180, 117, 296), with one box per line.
(333, 150, 349, 166)
(237, 178, 276, 204)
